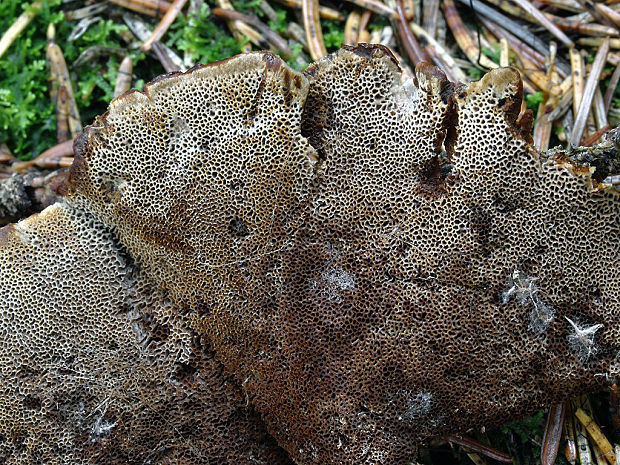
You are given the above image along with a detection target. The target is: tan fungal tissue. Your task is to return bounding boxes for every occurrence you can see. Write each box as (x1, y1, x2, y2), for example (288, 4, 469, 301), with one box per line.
(0, 44, 619, 465)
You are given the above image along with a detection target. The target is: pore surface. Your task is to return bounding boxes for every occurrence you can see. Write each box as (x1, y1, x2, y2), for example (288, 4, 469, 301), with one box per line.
(0, 203, 293, 464)
(57, 46, 620, 465)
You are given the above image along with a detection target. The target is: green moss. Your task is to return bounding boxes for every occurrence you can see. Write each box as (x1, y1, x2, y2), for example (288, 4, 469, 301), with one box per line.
(0, 0, 355, 160)
(0, 0, 248, 159)
(482, 44, 500, 64)
(526, 91, 544, 113)
(0, 0, 63, 159)
(323, 19, 345, 49)
(169, 3, 247, 64)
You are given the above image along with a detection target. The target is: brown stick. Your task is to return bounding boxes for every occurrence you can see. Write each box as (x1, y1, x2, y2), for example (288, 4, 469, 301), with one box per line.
(570, 38, 610, 146)
(572, 397, 595, 465)
(396, 0, 429, 63)
(442, 0, 498, 69)
(47, 37, 82, 138)
(271, 0, 345, 20)
(358, 9, 372, 43)
(345, 0, 395, 17)
(579, 37, 620, 48)
(574, 407, 616, 464)
(570, 47, 585, 116)
(238, 22, 272, 50)
(610, 385, 620, 432)
(550, 16, 619, 37)
(480, 19, 560, 94)
(595, 3, 620, 31)
(0, 2, 42, 59)
(537, 0, 582, 12)
(541, 403, 566, 465)
(582, 50, 598, 138)
(212, 8, 294, 57)
(401, 0, 416, 20)
(568, 23, 619, 37)
(593, 86, 608, 129)
(211, 0, 248, 53)
(455, 0, 569, 74)
(258, 0, 279, 21)
(409, 21, 469, 81)
(152, 41, 181, 72)
(499, 38, 510, 67)
(302, 0, 327, 60)
(534, 98, 553, 151)
(64, 3, 108, 20)
(114, 56, 133, 98)
(12, 140, 75, 172)
(287, 22, 309, 48)
(444, 434, 513, 463)
(574, 0, 618, 28)
(56, 85, 70, 144)
(479, 17, 546, 68)
(422, 0, 440, 37)
(582, 125, 611, 146)
(487, 0, 533, 18)
(344, 10, 361, 45)
(510, 0, 574, 46)
(604, 62, 620, 111)
(517, 55, 562, 95)
(124, 13, 187, 68)
(564, 404, 577, 465)
(607, 51, 620, 66)
(547, 87, 574, 121)
(141, 0, 188, 52)
(0, 145, 14, 164)
(109, 0, 171, 18)
(38, 140, 74, 160)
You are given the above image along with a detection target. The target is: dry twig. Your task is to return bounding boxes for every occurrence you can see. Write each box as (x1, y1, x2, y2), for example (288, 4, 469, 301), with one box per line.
(302, 0, 327, 60)
(141, 0, 189, 52)
(0, 2, 41, 59)
(570, 38, 610, 146)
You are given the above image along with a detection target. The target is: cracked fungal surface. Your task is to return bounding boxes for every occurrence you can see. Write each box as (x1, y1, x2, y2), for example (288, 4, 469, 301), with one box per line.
(1, 45, 619, 464)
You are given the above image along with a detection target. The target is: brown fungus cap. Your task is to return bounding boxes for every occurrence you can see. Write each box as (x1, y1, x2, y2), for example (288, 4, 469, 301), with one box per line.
(0, 203, 293, 464)
(67, 52, 316, 306)
(1, 45, 618, 465)
(66, 45, 620, 464)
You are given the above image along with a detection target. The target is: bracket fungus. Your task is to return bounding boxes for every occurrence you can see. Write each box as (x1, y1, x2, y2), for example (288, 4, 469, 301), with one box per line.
(1, 44, 619, 464)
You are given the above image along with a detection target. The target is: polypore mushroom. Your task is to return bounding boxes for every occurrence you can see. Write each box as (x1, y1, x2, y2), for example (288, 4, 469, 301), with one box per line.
(0, 206, 293, 463)
(0, 44, 618, 465)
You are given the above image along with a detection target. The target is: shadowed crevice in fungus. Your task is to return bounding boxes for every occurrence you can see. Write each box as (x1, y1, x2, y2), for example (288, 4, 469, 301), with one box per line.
(0, 45, 619, 465)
